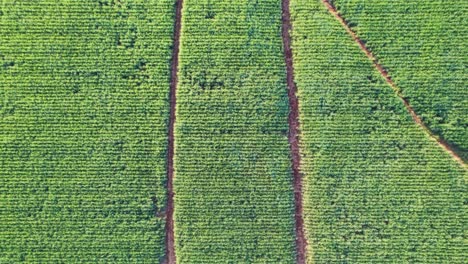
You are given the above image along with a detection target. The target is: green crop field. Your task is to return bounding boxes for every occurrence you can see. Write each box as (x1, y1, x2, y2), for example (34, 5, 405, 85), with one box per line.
(0, 0, 174, 262)
(331, 0, 468, 161)
(0, 0, 466, 263)
(173, 0, 295, 262)
(290, 0, 466, 262)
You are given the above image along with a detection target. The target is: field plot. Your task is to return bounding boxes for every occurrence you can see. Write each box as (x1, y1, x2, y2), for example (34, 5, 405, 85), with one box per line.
(331, 0, 468, 161)
(174, 0, 296, 262)
(0, 0, 174, 262)
(290, 0, 466, 263)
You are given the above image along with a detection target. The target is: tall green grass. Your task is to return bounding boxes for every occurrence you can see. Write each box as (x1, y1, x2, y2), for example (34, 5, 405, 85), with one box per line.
(0, 1, 175, 262)
(291, 1, 466, 262)
(174, 0, 296, 262)
(333, 0, 468, 161)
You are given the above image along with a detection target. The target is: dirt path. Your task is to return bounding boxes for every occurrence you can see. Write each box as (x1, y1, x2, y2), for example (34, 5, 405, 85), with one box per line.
(322, 0, 466, 170)
(164, 0, 184, 263)
(281, 0, 308, 263)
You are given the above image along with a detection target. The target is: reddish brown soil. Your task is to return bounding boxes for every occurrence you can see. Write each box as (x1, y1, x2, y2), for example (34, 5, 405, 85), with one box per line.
(164, 0, 184, 263)
(282, 0, 308, 263)
(322, 0, 466, 170)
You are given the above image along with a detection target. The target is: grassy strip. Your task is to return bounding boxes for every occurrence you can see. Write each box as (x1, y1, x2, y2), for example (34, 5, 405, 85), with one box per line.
(290, 1, 466, 262)
(0, 1, 175, 262)
(174, 0, 296, 262)
(332, 0, 468, 161)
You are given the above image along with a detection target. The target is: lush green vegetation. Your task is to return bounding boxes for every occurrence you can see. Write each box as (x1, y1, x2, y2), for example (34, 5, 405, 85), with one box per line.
(332, 0, 468, 160)
(290, 1, 466, 263)
(1, 0, 465, 262)
(173, 0, 296, 262)
(0, 0, 174, 262)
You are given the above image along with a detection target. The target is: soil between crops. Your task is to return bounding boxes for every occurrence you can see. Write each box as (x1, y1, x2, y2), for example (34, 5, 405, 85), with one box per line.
(282, 0, 308, 262)
(164, 0, 184, 263)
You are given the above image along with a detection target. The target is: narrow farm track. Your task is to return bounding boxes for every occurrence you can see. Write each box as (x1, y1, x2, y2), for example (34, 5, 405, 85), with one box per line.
(282, 0, 308, 263)
(322, 0, 467, 170)
(164, 0, 184, 263)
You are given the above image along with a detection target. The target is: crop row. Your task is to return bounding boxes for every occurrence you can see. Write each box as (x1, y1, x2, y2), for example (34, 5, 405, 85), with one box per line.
(173, 0, 296, 262)
(290, 0, 466, 262)
(0, 1, 175, 262)
(1, 0, 465, 263)
(333, 0, 468, 161)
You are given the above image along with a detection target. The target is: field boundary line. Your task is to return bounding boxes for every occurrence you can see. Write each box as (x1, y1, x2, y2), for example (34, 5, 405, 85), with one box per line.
(282, 0, 308, 263)
(164, 0, 184, 263)
(321, 0, 466, 170)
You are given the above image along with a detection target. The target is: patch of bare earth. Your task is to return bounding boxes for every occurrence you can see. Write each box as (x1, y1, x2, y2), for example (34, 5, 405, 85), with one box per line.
(282, 0, 308, 263)
(163, 0, 184, 263)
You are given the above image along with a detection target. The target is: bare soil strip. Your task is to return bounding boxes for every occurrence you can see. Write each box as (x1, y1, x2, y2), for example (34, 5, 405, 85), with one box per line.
(281, 0, 308, 263)
(164, 0, 184, 263)
(322, 0, 467, 170)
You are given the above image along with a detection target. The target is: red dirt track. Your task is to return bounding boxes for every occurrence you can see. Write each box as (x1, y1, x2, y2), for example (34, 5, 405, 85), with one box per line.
(322, 0, 466, 170)
(164, 0, 184, 263)
(281, 0, 308, 263)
